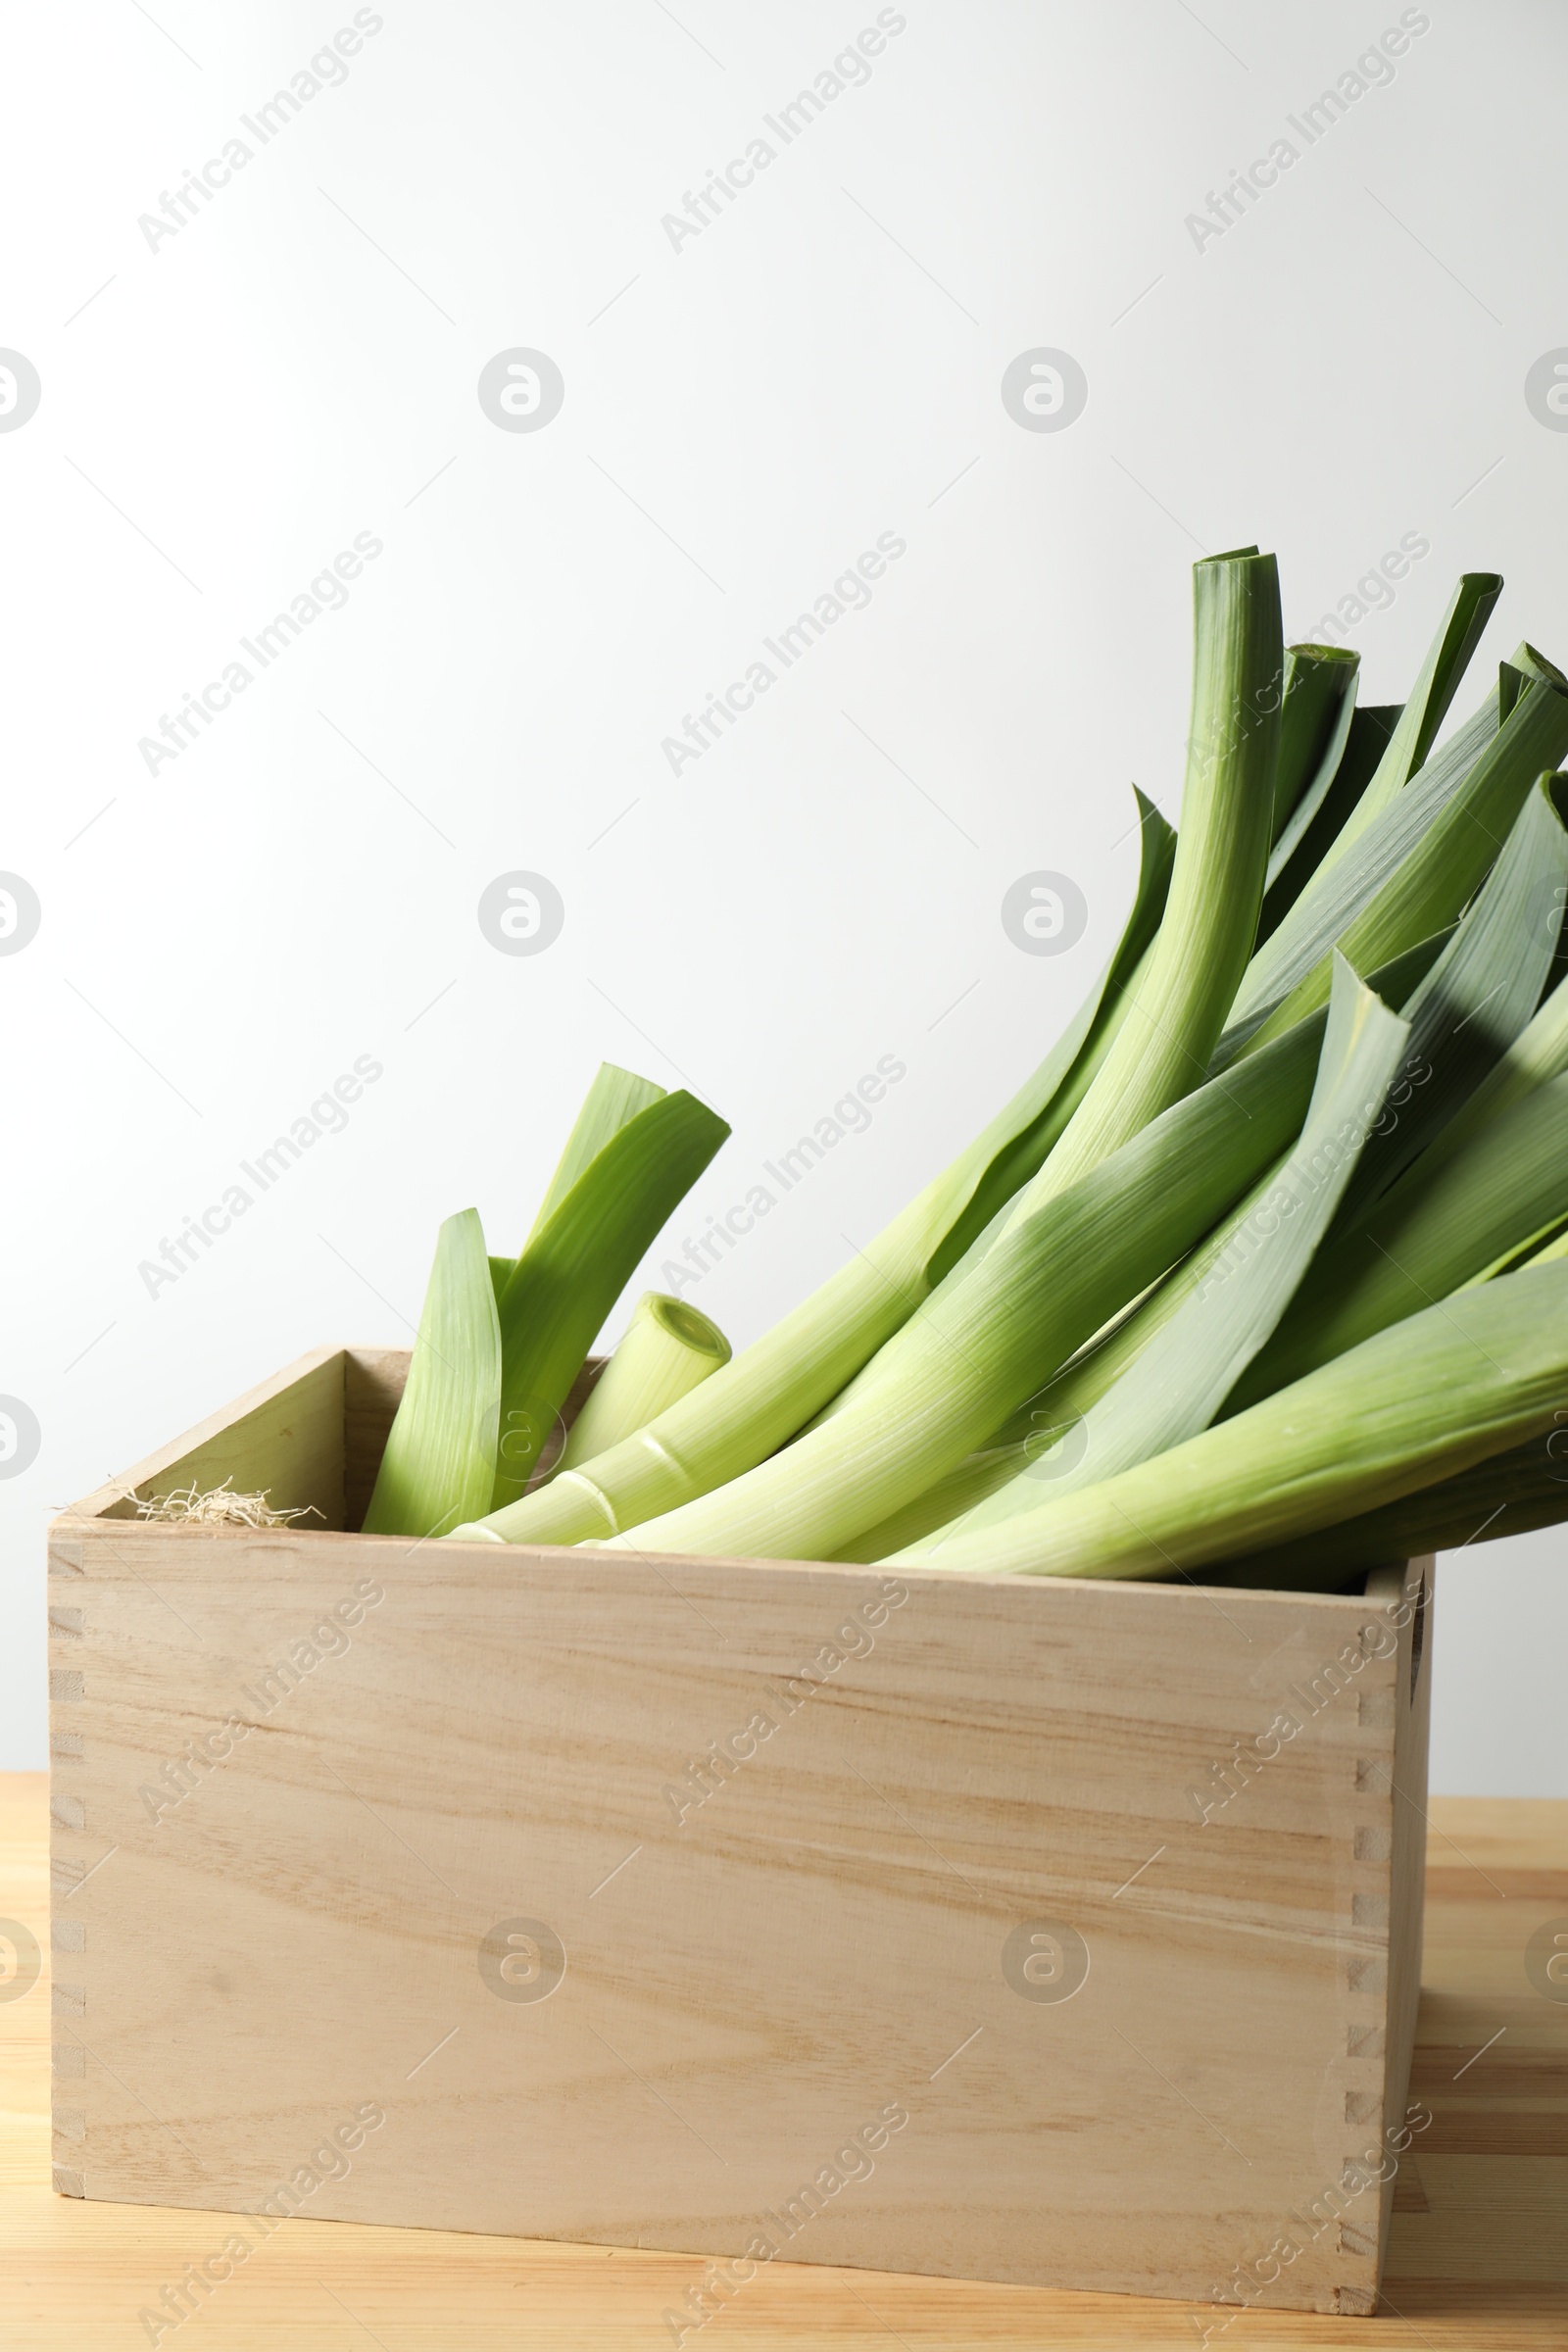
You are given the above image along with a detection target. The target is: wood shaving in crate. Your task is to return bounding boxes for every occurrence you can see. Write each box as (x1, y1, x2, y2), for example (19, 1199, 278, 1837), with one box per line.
(129, 1477, 322, 1529)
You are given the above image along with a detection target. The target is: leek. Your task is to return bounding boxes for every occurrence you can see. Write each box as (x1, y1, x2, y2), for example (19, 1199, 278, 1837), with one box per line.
(909, 957, 1407, 1553)
(888, 1261, 1568, 1581)
(1258, 704, 1396, 947)
(1401, 957, 1568, 1190)
(1219, 676, 1503, 1063)
(1227, 1067, 1568, 1412)
(526, 1063, 666, 1243)
(555, 1292, 729, 1472)
(394, 544, 1568, 1600)
(1327, 771, 1568, 1224)
(1010, 549, 1281, 1206)
(491, 1080, 730, 1505)
(1271, 644, 1359, 845)
(1231, 672, 1568, 1058)
(833, 924, 1453, 1566)
(362, 1209, 501, 1539)
(1315, 571, 1502, 871)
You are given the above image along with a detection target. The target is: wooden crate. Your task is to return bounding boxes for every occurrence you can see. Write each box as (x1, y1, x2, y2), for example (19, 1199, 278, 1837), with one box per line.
(48, 1345, 1434, 2317)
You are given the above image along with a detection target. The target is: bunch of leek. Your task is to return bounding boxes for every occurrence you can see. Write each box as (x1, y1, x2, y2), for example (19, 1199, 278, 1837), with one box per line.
(376, 546, 1568, 1592)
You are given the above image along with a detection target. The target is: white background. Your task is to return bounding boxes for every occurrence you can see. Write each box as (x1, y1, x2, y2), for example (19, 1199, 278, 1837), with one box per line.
(3, 0, 1564, 1787)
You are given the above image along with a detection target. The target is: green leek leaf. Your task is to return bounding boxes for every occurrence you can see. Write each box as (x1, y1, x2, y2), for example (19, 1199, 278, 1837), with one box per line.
(832, 929, 1454, 1565)
(1227, 1065, 1568, 1413)
(1315, 571, 1502, 871)
(1213, 1409, 1568, 1587)
(1227, 669, 1568, 1060)
(1013, 550, 1282, 1207)
(362, 1208, 501, 1539)
(912, 956, 1408, 1552)
(1271, 644, 1359, 845)
(526, 1063, 667, 1245)
(900, 1259, 1568, 1582)
(1219, 678, 1503, 1060)
(1258, 704, 1396, 947)
(1399, 958, 1568, 1193)
(490, 1085, 730, 1507)
(1328, 771, 1568, 1225)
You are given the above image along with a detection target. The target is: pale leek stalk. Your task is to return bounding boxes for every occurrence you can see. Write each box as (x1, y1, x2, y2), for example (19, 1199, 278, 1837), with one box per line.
(555, 1292, 729, 1471)
(887, 1260, 1568, 1581)
(588, 1004, 1337, 1565)
(908, 957, 1407, 1554)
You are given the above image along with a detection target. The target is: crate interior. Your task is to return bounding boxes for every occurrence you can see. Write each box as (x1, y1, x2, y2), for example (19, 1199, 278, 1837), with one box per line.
(85, 1348, 603, 1534)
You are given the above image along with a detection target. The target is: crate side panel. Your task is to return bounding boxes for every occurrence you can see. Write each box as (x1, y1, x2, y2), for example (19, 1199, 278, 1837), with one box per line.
(57, 1534, 1407, 2312)
(342, 1348, 407, 1531)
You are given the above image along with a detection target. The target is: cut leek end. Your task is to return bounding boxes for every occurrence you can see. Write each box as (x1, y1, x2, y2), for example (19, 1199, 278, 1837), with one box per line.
(556, 1290, 732, 1472)
(648, 1294, 731, 1362)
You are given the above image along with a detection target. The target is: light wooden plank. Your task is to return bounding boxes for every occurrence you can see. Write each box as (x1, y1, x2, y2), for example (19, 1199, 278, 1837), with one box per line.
(2, 1774, 1565, 2344)
(48, 1521, 1426, 2312)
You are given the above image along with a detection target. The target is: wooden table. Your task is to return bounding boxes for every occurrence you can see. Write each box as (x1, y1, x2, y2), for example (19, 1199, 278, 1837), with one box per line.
(3, 1775, 1563, 2347)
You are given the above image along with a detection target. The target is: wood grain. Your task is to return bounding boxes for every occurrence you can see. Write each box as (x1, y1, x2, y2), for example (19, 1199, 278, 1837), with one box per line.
(6, 1776, 1565, 2346)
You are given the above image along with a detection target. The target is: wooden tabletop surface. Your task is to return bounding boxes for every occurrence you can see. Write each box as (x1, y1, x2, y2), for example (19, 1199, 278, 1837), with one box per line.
(3, 1774, 1563, 2348)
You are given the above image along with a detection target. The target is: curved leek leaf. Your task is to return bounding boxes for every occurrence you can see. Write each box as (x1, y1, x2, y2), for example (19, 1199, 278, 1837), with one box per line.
(1227, 1066, 1568, 1413)
(525, 1063, 667, 1246)
(1229, 669, 1568, 1059)
(1313, 571, 1502, 871)
(1219, 679, 1502, 1061)
(1326, 772, 1568, 1227)
(491, 1086, 730, 1507)
(362, 1208, 501, 1539)
(1258, 704, 1396, 947)
(1271, 644, 1359, 845)
(1403, 957, 1568, 1192)
(893, 1260, 1568, 1582)
(1214, 1409, 1568, 1587)
(832, 928, 1454, 1565)
(910, 957, 1407, 1554)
